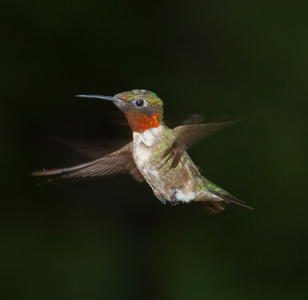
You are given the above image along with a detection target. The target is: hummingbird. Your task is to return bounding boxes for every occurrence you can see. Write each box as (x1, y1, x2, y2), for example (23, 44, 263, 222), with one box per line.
(32, 89, 253, 214)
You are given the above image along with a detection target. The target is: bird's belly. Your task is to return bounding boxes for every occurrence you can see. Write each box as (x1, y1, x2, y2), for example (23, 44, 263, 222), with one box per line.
(133, 144, 217, 204)
(132, 130, 219, 204)
(132, 146, 164, 189)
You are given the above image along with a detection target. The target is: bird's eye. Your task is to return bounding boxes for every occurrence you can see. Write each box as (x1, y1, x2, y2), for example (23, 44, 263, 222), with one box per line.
(136, 99, 144, 107)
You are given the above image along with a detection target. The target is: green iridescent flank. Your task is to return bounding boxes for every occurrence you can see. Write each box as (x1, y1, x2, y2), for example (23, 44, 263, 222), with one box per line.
(164, 129, 173, 137)
(152, 150, 162, 158)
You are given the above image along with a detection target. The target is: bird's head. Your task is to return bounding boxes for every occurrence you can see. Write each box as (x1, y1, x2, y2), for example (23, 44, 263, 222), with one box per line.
(77, 89, 164, 133)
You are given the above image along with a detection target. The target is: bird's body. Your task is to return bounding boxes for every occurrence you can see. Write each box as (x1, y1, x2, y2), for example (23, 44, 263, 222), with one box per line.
(133, 126, 215, 203)
(33, 89, 253, 214)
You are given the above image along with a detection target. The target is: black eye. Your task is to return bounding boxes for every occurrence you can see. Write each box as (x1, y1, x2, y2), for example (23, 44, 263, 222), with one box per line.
(136, 99, 144, 107)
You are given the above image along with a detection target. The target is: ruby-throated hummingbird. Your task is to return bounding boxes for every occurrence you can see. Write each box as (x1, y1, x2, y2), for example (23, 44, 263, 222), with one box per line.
(32, 89, 253, 214)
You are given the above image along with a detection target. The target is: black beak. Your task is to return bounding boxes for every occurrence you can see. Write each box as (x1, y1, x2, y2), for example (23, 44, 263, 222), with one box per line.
(76, 94, 129, 113)
(76, 94, 123, 103)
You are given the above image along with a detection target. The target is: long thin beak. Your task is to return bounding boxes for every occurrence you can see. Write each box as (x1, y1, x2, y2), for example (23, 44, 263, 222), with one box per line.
(76, 94, 123, 103)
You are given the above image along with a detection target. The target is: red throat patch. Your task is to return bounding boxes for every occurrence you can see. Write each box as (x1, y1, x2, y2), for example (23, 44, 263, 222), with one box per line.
(126, 112, 161, 132)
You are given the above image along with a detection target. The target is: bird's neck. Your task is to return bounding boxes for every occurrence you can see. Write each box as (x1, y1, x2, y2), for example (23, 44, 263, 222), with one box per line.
(133, 124, 165, 147)
(125, 111, 162, 133)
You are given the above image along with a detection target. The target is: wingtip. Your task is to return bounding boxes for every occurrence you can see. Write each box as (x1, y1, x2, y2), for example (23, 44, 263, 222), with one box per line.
(31, 168, 64, 176)
(31, 170, 44, 176)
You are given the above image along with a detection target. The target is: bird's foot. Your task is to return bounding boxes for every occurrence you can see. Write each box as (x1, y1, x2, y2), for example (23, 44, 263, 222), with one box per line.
(169, 191, 179, 206)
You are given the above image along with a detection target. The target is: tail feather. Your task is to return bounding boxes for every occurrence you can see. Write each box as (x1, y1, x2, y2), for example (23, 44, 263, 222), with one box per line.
(209, 188, 254, 210)
(196, 180, 254, 214)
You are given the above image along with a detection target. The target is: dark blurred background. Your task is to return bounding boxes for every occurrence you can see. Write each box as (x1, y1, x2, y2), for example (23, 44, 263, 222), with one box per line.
(1, 1, 307, 299)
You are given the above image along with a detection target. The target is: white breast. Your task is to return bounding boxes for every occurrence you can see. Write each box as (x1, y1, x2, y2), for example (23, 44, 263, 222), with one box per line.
(133, 126, 163, 147)
(132, 126, 163, 171)
(132, 126, 217, 203)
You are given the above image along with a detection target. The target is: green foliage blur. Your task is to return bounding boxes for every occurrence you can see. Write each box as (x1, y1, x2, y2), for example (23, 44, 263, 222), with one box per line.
(1, 1, 307, 299)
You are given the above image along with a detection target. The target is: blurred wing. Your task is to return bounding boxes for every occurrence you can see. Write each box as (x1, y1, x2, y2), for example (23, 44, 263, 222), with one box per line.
(196, 200, 228, 215)
(164, 120, 237, 169)
(32, 142, 144, 183)
(50, 136, 130, 159)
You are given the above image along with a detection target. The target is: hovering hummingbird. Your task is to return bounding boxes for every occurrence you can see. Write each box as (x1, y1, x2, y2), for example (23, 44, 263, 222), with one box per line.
(32, 89, 253, 214)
